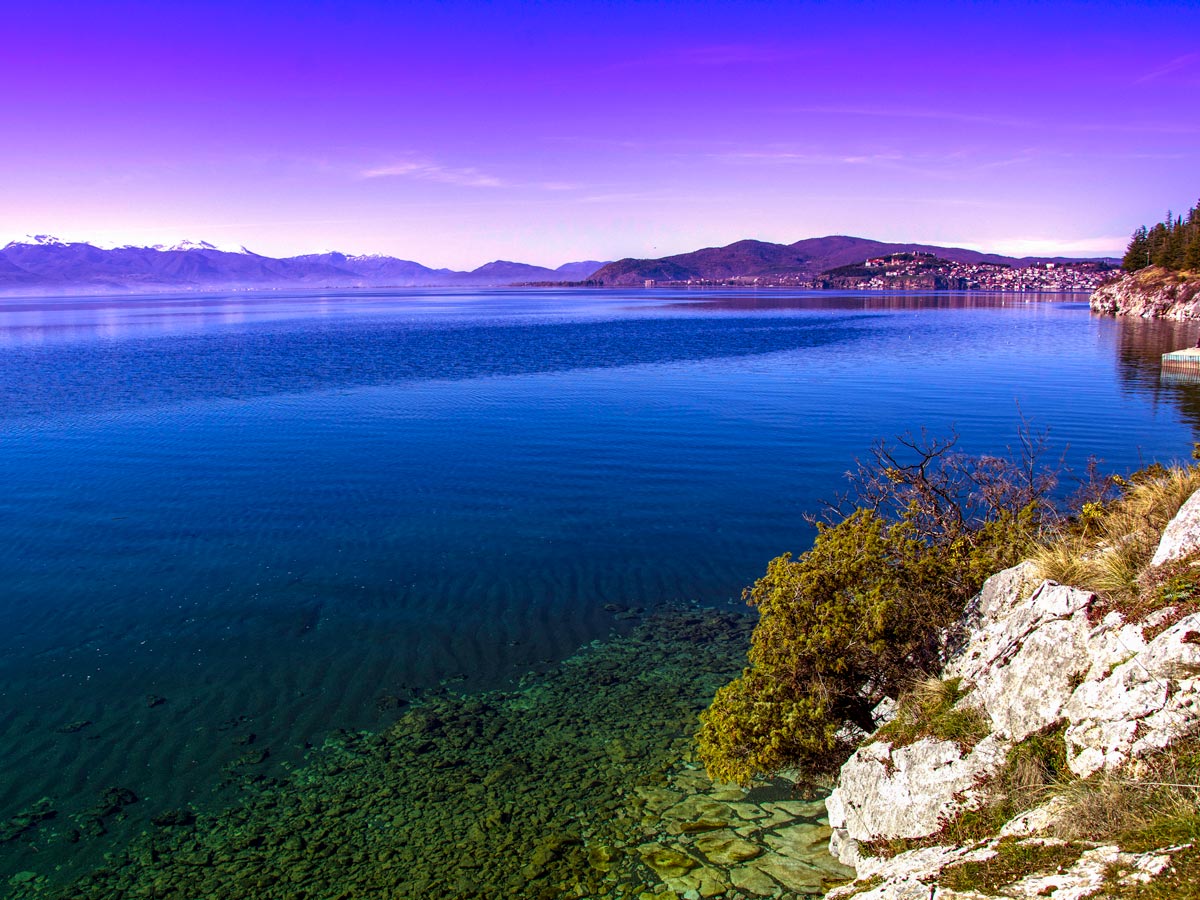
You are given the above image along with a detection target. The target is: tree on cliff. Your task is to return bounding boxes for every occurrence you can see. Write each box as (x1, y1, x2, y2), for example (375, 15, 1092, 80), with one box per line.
(696, 430, 1057, 785)
(1123, 226, 1150, 272)
(1123, 199, 1200, 273)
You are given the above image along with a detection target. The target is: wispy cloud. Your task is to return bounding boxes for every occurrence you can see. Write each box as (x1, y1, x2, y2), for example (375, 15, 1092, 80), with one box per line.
(359, 162, 587, 193)
(361, 160, 506, 188)
(714, 148, 1038, 180)
(1134, 52, 1200, 85)
(718, 150, 905, 166)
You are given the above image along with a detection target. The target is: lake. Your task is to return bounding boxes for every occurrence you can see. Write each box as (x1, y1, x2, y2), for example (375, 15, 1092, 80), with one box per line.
(0, 287, 1197, 891)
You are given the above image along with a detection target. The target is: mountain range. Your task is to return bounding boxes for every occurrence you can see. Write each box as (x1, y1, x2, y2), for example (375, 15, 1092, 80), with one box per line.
(0, 236, 608, 294)
(0, 233, 1117, 294)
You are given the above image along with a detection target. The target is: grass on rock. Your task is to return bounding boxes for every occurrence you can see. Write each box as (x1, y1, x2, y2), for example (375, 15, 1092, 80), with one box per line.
(939, 837, 1085, 894)
(871, 677, 989, 752)
(1033, 462, 1200, 621)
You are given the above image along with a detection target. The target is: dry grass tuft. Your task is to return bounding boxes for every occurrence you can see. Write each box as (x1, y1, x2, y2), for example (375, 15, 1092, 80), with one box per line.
(1052, 738, 1200, 845)
(1032, 464, 1200, 618)
(872, 676, 990, 752)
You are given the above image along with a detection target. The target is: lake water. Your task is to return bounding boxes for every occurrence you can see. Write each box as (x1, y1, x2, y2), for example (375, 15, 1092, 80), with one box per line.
(1, 287, 1198, 892)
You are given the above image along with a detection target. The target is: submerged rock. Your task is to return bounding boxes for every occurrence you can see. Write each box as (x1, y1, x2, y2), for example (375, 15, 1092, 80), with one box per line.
(693, 829, 762, 865)
(43, 608, 763, 900)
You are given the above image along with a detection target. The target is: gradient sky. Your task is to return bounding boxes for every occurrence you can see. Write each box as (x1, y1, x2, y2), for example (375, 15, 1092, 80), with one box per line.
(3, 0, 1199, 268)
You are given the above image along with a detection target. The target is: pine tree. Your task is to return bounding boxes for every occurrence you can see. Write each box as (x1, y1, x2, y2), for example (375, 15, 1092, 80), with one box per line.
(1123, 226, 1150, 272)
(1185, 230, 1200, 272)
(1148, 222, 1170, 267)
(1122, 199, 1200, 273)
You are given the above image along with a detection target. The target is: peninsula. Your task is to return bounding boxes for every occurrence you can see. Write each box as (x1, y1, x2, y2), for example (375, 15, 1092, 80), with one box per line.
(1091, 200, 1200, 319)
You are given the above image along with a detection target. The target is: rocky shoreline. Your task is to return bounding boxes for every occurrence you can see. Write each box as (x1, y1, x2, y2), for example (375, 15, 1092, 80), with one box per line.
(1090, 267, 1200, 320)
(822, 487, 1200, 899)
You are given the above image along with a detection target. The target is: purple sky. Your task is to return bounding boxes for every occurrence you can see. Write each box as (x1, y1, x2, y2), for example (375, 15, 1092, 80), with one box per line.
(3, 0, 1199, 267)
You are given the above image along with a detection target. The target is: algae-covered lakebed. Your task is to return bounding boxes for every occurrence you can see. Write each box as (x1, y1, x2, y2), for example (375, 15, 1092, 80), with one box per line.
(9, 606, 850, 899)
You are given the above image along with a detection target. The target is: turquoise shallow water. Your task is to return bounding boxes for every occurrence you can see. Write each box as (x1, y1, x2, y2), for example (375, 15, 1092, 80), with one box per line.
(0, 287, 1198, 885)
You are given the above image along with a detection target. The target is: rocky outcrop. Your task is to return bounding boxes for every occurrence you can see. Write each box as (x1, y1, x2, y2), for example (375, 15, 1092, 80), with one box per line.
(826, 734, 1008, 844)
(945, 581, 1095, 743)
(825, 837, 1179, 900)
(1064, 614, 1200, 777)
(1151, 487, 1200, 565)
(824, 488, 1200, 899)
(1089, 267, 1200, 319)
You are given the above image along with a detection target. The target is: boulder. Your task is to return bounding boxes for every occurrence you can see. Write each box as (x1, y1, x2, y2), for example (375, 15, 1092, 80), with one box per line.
(1150, 488, 1200, 567)
(997, 796, 1071, 838)
(946, 580, 1095, 742)
(1064, 613, 1200, 777)
(825, 733, 1009, 842)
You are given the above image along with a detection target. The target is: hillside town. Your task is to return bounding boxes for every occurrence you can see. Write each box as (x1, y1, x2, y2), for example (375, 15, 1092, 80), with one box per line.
(645, 253, 1116, 291)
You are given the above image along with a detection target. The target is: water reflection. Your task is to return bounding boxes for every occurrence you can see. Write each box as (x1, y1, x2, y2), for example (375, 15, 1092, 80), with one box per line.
(660, 290, 1081, 313)
(1111, 315, 1200, 431)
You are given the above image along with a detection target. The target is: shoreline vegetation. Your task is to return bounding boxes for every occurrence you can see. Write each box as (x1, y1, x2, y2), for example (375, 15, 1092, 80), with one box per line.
(696, 432, 1200, 898)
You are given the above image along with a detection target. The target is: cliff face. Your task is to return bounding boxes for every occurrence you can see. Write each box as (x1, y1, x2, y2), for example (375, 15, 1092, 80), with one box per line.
(1090, 267, 1200, 320)
(822, 490, 1200, 900)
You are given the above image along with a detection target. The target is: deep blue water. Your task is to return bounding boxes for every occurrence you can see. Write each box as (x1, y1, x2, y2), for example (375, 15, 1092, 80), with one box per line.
(1, 286, 1199, 877)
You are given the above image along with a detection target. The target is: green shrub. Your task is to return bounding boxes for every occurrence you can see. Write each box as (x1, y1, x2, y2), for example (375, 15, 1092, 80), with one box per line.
(697, 431, 1050, 785)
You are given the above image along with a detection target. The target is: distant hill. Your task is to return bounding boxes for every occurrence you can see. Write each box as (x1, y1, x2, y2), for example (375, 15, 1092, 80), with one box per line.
(0, 236, 612, 294)
(553, 260, 608, 280)
(590, 235, 1118, 285)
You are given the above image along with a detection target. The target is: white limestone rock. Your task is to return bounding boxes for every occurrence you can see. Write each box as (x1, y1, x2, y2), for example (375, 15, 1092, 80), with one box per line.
(1150, 487, 1200, 567)
(827, 826, 862, 868)
(941, 562, 1038, 664)
(1080, 611, 1148, 682)
(1064, 612, 1200, 777)
(825, 843, 987, 900)
(975, 561, 1040, 622)
(946, 580, 1095, 742)
(997, 796, 1071, 838)
(827, 840, 1181, 900)
(825, 733, 1009, 842)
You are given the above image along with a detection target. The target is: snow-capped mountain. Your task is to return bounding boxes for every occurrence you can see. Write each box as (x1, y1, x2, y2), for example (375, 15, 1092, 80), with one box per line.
(2, 234, 70, 250)
(0, 238, 611, 293)
(151, 240, 256, 254)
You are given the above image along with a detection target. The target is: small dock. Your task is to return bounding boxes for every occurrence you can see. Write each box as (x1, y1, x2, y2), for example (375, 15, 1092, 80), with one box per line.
(1162, 347, 1200, 382)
